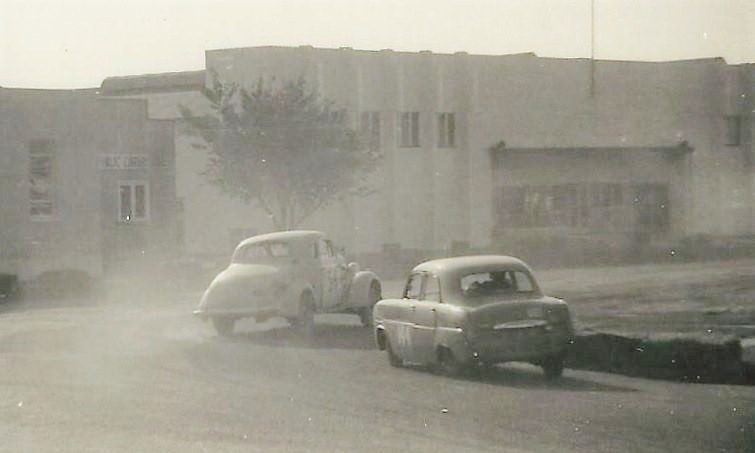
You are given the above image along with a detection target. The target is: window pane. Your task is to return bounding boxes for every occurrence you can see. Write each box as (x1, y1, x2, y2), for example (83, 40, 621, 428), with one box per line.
(134, 184, 146, 219)
(424, 276, 441, 301)
(514, 272, 534, 292)
(120, 185, 132, 221)
(447, 113, 455, 146)
(404, 274, 423, 299)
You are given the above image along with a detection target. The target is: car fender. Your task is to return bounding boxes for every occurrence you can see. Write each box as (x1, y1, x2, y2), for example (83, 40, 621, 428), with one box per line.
(434, 326, 472, 365)
(346, 270, 381, 308)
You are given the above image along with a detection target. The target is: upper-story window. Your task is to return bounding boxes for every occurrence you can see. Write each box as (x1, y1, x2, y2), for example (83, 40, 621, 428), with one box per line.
(360, 111, 381, 150)
(29, 139, 55, 220)
(437, 112, 456, 148)
(119, 181, 149, 222)
(398, 112, 420, 148)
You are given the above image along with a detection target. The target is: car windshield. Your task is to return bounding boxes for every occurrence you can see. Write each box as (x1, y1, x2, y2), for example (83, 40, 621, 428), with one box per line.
(460, 270, 536, 299)
(233, 241, 291, 263)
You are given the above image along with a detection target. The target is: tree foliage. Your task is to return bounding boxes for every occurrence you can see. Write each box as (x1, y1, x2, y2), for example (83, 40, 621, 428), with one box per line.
(180, 75, 380, 230)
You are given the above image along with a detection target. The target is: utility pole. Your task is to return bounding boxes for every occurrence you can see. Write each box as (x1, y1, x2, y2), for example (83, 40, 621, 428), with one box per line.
(590, 0, 596, 97)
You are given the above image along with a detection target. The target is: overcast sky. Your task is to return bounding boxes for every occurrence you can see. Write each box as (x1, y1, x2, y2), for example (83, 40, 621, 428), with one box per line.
(1, 0, 753, 89)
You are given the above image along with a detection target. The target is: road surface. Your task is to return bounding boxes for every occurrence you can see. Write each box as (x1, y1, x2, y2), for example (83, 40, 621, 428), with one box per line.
(1, 292, 754, 452)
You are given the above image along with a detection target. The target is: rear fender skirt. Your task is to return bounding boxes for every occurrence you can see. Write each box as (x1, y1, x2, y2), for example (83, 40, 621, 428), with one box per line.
(347, 271, 381, 308)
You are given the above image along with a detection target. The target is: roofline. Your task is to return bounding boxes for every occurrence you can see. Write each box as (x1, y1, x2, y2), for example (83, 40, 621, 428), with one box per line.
(204, 44, 741, 65)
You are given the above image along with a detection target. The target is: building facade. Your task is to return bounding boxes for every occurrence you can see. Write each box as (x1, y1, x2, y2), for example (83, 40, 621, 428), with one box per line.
(0, 87, 179, 284)
(100, 46, 754, 271)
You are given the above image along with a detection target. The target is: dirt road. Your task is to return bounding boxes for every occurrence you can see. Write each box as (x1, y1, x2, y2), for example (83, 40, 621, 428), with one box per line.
(1, 305, 753, 451)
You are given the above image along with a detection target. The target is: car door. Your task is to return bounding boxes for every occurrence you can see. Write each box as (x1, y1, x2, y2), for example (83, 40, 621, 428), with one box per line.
(412, 273, 440, 364)
(394, 272, 423, 363)
(316, 238, 339, 309)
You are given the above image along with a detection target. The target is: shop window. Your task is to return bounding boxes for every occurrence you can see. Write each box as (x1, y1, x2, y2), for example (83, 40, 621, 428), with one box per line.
(437, 113, 456, 148)
(398, 112, 420, 148)
(360, 111, 381, 150)
(29, 139, 55, 219)
(119, 182, 149, 222)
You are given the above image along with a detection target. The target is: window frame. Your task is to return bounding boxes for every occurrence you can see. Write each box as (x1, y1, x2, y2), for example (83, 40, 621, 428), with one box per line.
(29, 139, 56, 221)
(437, 112, 456, 148)
(397, 111, 420, 148)
(118, 180, 150, 223)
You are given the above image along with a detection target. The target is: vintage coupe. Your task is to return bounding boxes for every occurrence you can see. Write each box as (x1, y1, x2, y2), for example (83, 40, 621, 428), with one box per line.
(194, 230, 381, 336)
(373, 256, 574, 379)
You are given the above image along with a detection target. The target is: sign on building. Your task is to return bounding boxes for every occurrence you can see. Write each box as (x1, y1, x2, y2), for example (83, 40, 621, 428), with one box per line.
(99, 154, 148, 170)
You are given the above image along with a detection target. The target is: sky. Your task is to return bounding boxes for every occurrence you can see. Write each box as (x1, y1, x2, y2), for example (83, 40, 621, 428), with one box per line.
(1, 0, 753, 89)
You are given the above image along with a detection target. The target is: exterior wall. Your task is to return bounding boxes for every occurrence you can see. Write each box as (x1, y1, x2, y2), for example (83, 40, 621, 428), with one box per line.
(100, 47, 755, 267)
(0, 88, 178, 281)
(203, 47, 755, 258)
(0, 88, 103, 280)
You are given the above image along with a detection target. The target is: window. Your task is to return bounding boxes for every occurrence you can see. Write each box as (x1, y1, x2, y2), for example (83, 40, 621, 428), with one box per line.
(234, 244, 269, 263)
(316, 239, 333, 259)
(398, 112, 420, 148)
(461, 270, 535, 300)
(404, 273, 423, 299)
(119, 182, 149, 222)
(437, 113, 456, 148)
(423, 275, 441, 302)
(512, 272, 535, 292)
(725, 116, 741, 146)
(29, 139, 55, 219)
(360, 111, 381, 150)
(268, 242, 291, 257)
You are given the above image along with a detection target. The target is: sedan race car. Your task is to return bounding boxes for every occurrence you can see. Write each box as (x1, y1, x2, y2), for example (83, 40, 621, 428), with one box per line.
(194, 230, 381, 336)
(373, 255, 574, 379)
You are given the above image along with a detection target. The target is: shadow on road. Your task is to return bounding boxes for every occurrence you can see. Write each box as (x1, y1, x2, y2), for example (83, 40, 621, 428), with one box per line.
(479, 365, 637, 392)
(398, 363, 637, 393)
(226, 324, 377, 351)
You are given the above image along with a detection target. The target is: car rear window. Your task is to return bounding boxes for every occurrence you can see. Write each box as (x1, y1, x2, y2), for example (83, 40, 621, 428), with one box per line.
(461, 270, 535, 299)
(233, 241, 291, 263)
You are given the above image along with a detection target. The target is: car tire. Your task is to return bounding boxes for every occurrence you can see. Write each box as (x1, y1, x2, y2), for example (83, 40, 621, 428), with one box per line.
(437, 347, 465, 377)
(385, 337, 403, 368)
(542, 355, 565, 380)
(358, 282, 381, 327)
(212, 317, 235, 337)
(296, 293, 315, 336)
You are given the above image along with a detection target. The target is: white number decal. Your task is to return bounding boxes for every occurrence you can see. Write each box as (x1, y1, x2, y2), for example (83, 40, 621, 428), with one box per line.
(397, 324, 412, 352)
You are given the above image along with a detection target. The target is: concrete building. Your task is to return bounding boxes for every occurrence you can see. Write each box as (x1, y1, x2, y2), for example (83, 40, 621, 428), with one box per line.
(0, 87, 179, 286)
(99, 46, 754, 272)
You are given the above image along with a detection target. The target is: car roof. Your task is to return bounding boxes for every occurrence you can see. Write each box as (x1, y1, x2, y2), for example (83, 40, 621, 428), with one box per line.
(236, 230, 324, 248)
(413, 255, 531, 275)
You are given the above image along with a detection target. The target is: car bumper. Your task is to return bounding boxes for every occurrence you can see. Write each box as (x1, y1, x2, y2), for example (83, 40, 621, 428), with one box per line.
(459, 329, 572, 365)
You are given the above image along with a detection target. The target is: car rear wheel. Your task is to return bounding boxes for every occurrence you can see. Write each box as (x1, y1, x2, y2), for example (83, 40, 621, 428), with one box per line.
(296, 293, 315, 336)
(437, 347, 465, 377)
(542, 355, 565, 380)
(212, 317, 235, 337)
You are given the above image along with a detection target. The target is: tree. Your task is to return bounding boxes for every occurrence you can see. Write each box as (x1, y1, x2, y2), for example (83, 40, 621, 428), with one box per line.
(180, 75, 380, 230)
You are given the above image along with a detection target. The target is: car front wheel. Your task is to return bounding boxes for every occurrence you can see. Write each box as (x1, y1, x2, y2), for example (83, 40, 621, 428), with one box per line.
(542, 355, 565, 380)
(212, 317, 235, 337)
(385, 337, 402, 367)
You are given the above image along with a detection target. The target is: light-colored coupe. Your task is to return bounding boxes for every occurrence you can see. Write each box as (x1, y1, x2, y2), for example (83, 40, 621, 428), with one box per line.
(373, 255, 574, 379)
(194, 230, 381, 336)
